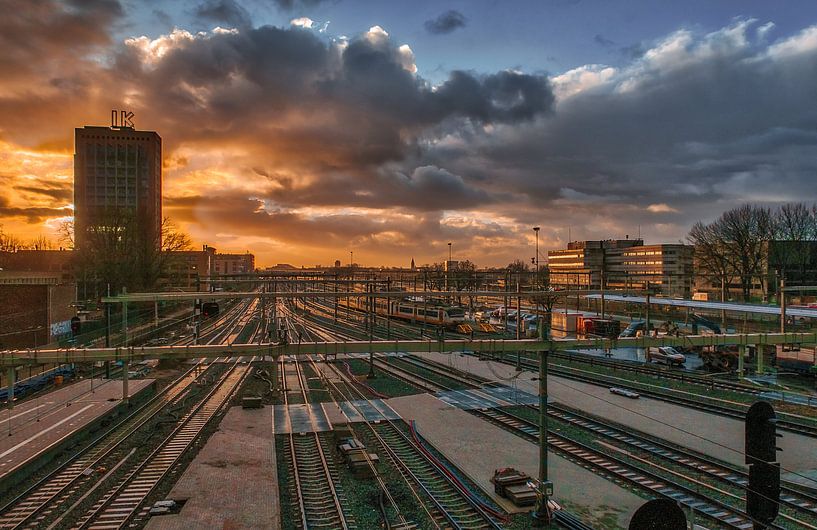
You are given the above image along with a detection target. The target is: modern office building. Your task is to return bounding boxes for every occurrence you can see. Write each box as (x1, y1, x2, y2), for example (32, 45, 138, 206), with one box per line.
(73, 125, 162, 250)
(548, 239, 694, 297)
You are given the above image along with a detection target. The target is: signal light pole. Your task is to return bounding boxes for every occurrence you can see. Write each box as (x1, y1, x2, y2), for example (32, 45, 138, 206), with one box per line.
(746, 401, 781, 529)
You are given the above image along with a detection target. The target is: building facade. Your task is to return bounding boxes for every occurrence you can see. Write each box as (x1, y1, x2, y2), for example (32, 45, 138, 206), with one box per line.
(0, 272, 76, 348)
(548, 239, 694, 297)
(73, 125, 162, 250)
(165, 246, 255, 290)
(213, 252, 255, 276)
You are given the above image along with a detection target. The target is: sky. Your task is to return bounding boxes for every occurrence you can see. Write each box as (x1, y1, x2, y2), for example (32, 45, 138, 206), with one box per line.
(2, 1, 817, 268)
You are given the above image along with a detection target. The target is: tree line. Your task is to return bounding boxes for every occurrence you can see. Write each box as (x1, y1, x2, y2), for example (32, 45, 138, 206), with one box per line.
(688, 202, 817, 301)
(1, 211, 191, 297)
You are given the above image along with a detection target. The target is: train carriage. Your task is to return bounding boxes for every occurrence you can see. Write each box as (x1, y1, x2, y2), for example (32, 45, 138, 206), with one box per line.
(343, 296, 465, 328)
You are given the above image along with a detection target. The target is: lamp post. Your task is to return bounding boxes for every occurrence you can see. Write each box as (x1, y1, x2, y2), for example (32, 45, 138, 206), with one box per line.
(533, 226, 540, 285)
(446, 242, 452, 294)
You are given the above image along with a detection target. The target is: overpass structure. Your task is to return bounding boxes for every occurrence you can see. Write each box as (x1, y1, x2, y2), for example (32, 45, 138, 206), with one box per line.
(100, 288, 643, 304)
(2, 332, 816, 367)
(584, 294, 817, 319)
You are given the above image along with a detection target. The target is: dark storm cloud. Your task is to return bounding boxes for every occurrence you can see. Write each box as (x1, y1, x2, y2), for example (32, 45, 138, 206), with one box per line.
(0, 0, 123, 82)
(5, 10, 817, 264)
(424, 10, 467, 35)
(0, 194, 69, 222)
(108, 24, 553, 175)
(420, 22, 817, 239)
(14, 183, 73, 202)
(270, 0, 330, 11)
(194, 0, 251, 28)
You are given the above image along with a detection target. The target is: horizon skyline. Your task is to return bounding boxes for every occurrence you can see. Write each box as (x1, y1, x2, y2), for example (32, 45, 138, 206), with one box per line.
(3, 1, 817, 267)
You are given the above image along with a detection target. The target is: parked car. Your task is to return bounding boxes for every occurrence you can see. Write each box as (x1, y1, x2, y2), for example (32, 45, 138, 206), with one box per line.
(647, 346, 686, 366)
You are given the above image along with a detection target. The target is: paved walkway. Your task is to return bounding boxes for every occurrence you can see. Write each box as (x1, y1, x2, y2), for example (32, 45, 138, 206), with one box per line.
(145, 406, 279, 530)
(0, 378, 153, 482)
(409, 351, 817, 476)
(388, 393, 643, 528)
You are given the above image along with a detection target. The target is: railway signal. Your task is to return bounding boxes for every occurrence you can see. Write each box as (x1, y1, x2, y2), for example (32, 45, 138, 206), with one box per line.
(70, 316, 81, 337)
(745, 401, 781, 528)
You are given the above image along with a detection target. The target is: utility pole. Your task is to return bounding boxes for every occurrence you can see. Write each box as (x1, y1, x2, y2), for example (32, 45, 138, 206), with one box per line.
(779, 274, 786, 334)
(105, 284, 111, 378)
(532, 315, 552, 526)
(645, 281, 651, 338)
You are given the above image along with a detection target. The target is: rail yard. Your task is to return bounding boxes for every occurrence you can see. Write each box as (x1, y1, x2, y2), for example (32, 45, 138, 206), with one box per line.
(1, 277, 817, 530)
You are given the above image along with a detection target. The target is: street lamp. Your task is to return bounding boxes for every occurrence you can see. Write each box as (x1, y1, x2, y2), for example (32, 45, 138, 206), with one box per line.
(533, 226, 540, 285)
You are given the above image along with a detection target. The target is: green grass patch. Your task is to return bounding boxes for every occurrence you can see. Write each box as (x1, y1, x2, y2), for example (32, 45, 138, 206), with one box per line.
(385, 356, 472, 391)
(344, 359, 420, 397)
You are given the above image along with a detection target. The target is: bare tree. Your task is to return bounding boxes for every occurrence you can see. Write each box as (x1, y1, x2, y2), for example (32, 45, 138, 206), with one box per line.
(57, 219, 75, 250)
(0, 225, 24, 252)
(74, 210, 192, 296)
(28, 234, 55, 250)
(771, 202, 817, 285)
(506, 259, 530, 274)
(690, 205, 775, 301)
(688, 221, 734, 302)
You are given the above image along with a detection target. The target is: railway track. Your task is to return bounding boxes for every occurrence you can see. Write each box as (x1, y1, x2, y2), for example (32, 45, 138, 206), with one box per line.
(543, 359, 817, 437)
(0, 300, 258, 530)
(366, 421, 502, 530)
(304, 292, 817, 428)
(550, 350, 767, 396)
(391, 353, 817, 529)
(280, 316, 356, 530)
(545, 405, 817, 526)
(69, 360, 253, 529)
(476, 407, 763, 530)
(280, 304, 506, 530)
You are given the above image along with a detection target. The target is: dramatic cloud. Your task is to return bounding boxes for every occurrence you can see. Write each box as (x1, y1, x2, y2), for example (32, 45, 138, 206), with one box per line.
(424, 10, 467, 35)
(271, 0, 330, 11)
(2, 8, 817, 267)
(194, 0, 251, 28)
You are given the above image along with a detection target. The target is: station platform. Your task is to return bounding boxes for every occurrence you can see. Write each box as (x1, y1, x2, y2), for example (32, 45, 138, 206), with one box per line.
(0, 378, 154, 484)
(388, 392, 643, 527)
(408, 351, 817, 478)
(145, 405, 279, 530)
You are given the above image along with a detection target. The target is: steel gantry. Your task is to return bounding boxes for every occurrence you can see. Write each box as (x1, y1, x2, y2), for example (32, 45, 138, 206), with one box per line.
(2, 332, 816, 367)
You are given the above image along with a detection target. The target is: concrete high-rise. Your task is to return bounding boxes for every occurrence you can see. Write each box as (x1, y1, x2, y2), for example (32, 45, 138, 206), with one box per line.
(73, 125, 162, 250)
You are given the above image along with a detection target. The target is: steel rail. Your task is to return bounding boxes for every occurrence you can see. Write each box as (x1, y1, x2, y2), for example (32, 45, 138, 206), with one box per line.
(398, 353, 817, 527)
(477, 407, 767, 530)
(0, 303, 254, 529)
(288, 307, 503, 529)
(72, 360, 252, 530)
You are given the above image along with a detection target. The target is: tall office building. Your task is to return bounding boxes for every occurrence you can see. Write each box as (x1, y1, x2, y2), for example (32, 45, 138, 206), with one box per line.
(73, 125, 162, 250)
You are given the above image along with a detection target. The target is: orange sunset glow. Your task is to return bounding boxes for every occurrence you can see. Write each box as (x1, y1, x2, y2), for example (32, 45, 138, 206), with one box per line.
(3, 1, 817, 267)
